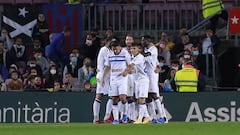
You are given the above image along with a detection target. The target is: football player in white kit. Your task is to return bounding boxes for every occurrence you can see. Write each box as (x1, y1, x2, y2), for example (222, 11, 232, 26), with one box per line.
(102, 41, 131, 124)
(93, 38, 112, 123)
(142, 35, 166, 123)
(129, 43, 151, 124)
(124, 35, 136, 122)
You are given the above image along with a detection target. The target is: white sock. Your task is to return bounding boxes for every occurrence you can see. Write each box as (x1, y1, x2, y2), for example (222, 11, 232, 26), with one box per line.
(161, 103, 167, 118)
(104, 99, 112, 120)
(154, 99, 164, 118)
(147, 101, 157, 119)
(138, 104, 148, 121)
(93, 99, 101, 121)
(118, 101, 123, 119)
(112, 104, 119, 121)
(128, 102, 136, 121)
(121, 101, 128, 115)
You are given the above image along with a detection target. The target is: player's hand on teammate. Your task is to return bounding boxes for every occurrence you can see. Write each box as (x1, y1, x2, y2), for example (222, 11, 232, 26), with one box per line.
(142, 52, 151, 57)
(122, 70, 128, 77)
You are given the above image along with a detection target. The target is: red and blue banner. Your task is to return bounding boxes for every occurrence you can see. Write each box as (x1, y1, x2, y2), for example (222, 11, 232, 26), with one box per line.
(43, 4, 83, 51)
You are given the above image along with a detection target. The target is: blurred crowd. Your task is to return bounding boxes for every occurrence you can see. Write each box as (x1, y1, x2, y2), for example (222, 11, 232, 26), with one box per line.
(0, 11, 221, 92)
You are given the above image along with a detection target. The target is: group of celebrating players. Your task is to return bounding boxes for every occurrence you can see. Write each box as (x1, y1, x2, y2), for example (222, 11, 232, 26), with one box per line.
(93, 35, 167, 124)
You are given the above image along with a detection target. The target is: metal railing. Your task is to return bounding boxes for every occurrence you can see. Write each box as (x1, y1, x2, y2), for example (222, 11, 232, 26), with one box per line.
(83, 3, 203, 39)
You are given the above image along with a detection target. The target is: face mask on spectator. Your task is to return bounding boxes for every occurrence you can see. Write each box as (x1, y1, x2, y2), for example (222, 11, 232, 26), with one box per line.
(29, 63, 36, 67)
(159, 62, 164, 67)
(70, 57, 78, 63)
(192, 51, 199, 56)
(85, 39, 92, 46)
(31, 72, 37, 76)
(172, 66, 179, 71)
(183, 55, 191, 59)
(160, 43, 166, 49)
(50, 69, 56, 75)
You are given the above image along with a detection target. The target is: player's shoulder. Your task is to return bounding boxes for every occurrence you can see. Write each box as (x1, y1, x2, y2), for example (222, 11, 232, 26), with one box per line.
(150, 45, 158, 51)
(99, 46, 108, 52)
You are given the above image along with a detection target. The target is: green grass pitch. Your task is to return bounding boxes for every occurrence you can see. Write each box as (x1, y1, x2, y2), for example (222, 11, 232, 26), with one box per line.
(0, 122, 240, 135)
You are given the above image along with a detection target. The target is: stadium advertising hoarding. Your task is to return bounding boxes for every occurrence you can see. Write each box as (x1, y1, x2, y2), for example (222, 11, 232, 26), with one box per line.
(0, 92, 239, 123)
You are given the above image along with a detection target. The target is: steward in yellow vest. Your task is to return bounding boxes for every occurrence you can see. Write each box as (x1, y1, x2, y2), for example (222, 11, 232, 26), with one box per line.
(202, 0, 224, 18)
(174, 59, 200, 92)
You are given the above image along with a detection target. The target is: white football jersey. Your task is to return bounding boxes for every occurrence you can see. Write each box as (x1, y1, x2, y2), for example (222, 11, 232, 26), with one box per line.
(97, 46, 111, 73)
(144, 45, 159, 73)
(105, 49, 131, 80)
(130, 53, 148, 80)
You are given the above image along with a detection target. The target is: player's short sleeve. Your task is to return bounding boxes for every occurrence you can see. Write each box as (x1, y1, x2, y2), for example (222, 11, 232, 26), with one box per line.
(104, 53, 110, 67)
(131, 54, 143, 65)
(125, 50, 131, 65)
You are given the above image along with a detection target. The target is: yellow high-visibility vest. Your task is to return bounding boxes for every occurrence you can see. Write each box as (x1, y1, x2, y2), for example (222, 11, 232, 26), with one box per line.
(68, 0, 81, 4)
(174, 67, 198, 92)
(202, 0, 224, 18)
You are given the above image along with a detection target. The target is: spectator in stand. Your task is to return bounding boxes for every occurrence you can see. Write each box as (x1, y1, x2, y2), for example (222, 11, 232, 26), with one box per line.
(63, 52, 81, 79)
(172, 33, 193, 59)
(157, 40, 171, 67)
(25, 75, 45, 91)
(32, 13, 50, 48)
(62, 72, 79, 92)
(0, 73, 7, 91)
(158, 56, 170, 89)
(23, 67, 39, 86)
(46, 26, 71, 69)
(163, 60, 180, 92)
(24, 75, 36, 91)
(33, 49, 49, 76)
(191, 45, 200, 67)
(27, 38, 44, 57)
(71, 48, 85, 68)
(0, 40, 8, 67)
(45, 65, 62, 89)
(82, 32, 101, 67)
(163, 68, 176, 92)
(173, 27, 188, 48)
(105, 27, 114, 39)
(196, 26, 220, 77)
(22, 57, 43, 80)
(0, 27, 13, 51)
(157, 32, 175, 51)
(78, 57, 94, 90)
(6, 71, 23, 91)
(6, 37, 28, 73)
(178, 50, 193, 68)
(53, 80, 65, 92)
